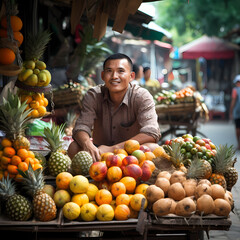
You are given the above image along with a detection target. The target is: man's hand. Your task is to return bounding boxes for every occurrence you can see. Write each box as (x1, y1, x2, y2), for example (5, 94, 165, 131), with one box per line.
(98, 145, 116, 155)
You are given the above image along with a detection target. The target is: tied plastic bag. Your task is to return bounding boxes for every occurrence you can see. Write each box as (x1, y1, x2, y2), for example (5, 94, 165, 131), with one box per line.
(26, 119, 52, 136)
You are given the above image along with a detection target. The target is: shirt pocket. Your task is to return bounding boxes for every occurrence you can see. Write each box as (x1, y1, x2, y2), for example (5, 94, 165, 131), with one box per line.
(118, 121, 140, 140)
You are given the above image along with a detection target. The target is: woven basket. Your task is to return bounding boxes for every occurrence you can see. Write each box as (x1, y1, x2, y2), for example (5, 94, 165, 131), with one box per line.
(53, 88, 83, 108)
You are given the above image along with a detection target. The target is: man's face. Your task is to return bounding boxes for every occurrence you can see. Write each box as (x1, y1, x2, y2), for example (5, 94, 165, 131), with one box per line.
(101, 58, 134, 94)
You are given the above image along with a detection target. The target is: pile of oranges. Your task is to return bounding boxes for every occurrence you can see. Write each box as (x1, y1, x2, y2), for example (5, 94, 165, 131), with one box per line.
(0, 138, 43, 181)
(0, 15, 23, 65)
(19, 91, 48, 118)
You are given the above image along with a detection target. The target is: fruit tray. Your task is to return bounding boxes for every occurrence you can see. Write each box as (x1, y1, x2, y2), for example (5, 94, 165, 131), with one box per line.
(53, 88, 83, 108)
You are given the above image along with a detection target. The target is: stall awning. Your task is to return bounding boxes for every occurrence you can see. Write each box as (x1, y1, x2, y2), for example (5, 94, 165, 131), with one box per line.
(179, 35, 240, 59)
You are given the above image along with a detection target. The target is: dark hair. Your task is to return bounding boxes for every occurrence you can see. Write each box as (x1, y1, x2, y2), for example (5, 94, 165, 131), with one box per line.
(143, 66, 150, 73)
(103, 53, 133, 70)
(132, 64, 139, 75)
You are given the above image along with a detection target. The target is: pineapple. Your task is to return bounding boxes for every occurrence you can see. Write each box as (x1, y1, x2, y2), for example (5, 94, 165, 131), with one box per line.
(186, 156, 212, 180)
(18, 164, 57, 221)
(165, 141, 187, 173)
(0, 176, 32, 221)
(43, 121, 71, 176)
(71, 151, 93, 175)
(224, 158, 238, 191)
(209, 144, 236, 189)
(0, 90, 32, 150)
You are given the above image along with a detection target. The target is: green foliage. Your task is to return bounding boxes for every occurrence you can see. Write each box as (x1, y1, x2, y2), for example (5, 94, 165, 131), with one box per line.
(155, 0, 240, 45)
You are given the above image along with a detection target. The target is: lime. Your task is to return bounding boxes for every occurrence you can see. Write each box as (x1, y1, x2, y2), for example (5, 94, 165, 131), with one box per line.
(193, 136, 201, 142)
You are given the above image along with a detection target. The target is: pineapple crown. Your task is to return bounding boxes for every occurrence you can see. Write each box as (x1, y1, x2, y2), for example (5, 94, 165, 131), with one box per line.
(214, 144, 236, 174)
(186, 156, 206, 179)
(17, 164, 45, 197)
(25, 30, 51, 61)
(0, 176, 16, 201)
(43, 120, 65, 152)
(0, 89, 32, 140)
(165, 141, 184, 168)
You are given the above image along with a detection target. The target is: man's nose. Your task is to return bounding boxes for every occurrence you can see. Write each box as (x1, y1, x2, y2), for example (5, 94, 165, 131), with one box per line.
(112, 71, 118, 79)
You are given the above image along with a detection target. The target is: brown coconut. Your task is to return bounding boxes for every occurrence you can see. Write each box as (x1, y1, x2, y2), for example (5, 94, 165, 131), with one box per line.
(198, 179, 211, 186)
(224, 191, 234, 210)
(168, 182, 186, 201)
(214, 199, 231, 216)
(170, 170, 186, 184)
(195, 183, 212, 199)
(152, 198, 173, 216)
(211, 184, 225, 200)
(146, 185, 164, 203)
(182, 179, 197, 197)
(196, 194, 215, 215)
(175, 197, 196, 217)
(157, 171, 171, 181)
(155, 177, 170, 195)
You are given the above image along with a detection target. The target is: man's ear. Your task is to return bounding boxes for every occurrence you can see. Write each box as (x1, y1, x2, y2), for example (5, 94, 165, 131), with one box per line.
(130, 71, 135, 81)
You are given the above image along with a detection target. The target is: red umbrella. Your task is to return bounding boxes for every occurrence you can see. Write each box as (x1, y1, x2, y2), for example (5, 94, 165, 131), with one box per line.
(179, 35, 240, 59)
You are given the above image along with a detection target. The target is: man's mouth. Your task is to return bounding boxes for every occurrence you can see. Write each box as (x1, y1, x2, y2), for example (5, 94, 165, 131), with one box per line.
(110, 80, 121, 85)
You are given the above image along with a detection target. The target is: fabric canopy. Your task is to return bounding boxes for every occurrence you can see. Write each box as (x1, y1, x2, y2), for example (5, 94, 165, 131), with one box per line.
(179, 35, 240, 59)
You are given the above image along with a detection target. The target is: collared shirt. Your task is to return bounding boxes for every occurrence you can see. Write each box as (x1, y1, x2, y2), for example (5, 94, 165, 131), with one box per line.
(73, 83, 161, 146)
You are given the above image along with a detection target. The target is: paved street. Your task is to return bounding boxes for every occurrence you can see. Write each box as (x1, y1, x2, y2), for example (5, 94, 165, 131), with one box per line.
(197, 120, 240, 240)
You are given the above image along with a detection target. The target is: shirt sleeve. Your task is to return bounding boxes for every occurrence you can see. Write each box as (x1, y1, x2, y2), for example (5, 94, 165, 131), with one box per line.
(72, 89, 97, 138)
(134, 88, 161, 142)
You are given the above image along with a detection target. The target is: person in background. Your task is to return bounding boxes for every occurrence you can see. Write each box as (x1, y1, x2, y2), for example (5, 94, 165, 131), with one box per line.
(229, 74, 240, 149)
(143, 66, 161, 88)
(131, 64, 143, 85)
(68, 53, 161, 162)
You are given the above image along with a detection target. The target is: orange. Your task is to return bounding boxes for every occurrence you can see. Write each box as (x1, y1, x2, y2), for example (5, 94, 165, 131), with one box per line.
(3, 147, 16, 157)
(17, 148, 29, 160)
(18, 162, 28, 172)
(0, 48, 15, 65)
(1, 156, 11, 165)
(1, 138, 12, 147)
(37, 106, 46, 116)
(0, 151, 2, 158)
(56, 172, 73, 190)
(33, 158, 40, 164)
(7, 164, 18, 175)
(28, 151, 35, 158)
(15, 174, 23, 182)
(31, 109, 39, 118)
(32, 163, 42, 171)
(111, 182, 126, 197)
(120, 176, 136, 194)
(144, 151, 156, 161)
(135, 183, 149, 197)
(0, 30, 24, 46)
(32, 93, 43, 101)
(1, 15, 23, 31)
(113, 149, 128, 156)
(30, 100, 40, 109)
(4, 170, 15, 179)
(24, 157, 34, 166)
(11, 155, 22, 166)
(38, 99, 44, 106)
(0, 163, 8, 169)
(124, 140, 140, 155)
(116, 193, 130, 206)
(95, 189, 112, 206)
(43, 98, 48, 107)
(114, 204, 130, 221)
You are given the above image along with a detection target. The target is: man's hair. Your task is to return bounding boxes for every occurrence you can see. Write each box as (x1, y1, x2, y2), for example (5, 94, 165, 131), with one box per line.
(143, 66, 150, 73)
(103, 53, 133, 70)
(132, 64, 140, 75)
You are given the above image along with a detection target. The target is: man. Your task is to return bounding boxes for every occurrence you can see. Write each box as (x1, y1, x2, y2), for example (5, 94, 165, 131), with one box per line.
(230, 74, 240, 149)
(68, 53, 161, 162)
(143, 66, 161, 88)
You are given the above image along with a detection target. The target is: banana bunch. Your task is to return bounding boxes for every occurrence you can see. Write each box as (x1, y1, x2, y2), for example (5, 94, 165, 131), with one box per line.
(18, 60, 51, 87)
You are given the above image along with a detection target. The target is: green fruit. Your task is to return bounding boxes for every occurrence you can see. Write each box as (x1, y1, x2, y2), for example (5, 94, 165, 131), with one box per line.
(190, 148, 198, 155)
(21, 69, 33, 81)
(197, 152, 203, 158)
(185, 142, 193, 152)
(193, 136, 201, 142)
(24, 74, 38, 86)
(41, 69, 51, 86)
(24, 60, 36, 70)
(185, 152, 192, 159)
(33, 68, 40, 75)
(35, 60, 46, 70)
(37, 72, 47, 86)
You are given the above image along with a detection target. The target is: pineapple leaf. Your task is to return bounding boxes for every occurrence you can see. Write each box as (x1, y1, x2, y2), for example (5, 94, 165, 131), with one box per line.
(186, 156, 206, 179)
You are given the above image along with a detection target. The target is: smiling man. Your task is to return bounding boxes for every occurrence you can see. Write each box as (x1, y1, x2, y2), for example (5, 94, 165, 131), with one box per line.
(68, 53, 161, 162)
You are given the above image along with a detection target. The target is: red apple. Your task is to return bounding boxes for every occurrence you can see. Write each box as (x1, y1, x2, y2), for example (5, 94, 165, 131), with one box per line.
(122, 155, 139, 166)
(123, 164, 142, 181)
(205, 144, 212, 150)
(139, 145, 151, 152)
(184, 138, 192, 142)
(140, 163, 152, 181)
(202, 138, 211, 144)
(105, 154, 122, 168)
(196, 139, 206, 146)
(89, 162, 107, 182)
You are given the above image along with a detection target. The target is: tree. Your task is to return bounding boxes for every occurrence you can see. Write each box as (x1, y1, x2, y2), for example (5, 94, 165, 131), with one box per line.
(155, 0, 240, 46)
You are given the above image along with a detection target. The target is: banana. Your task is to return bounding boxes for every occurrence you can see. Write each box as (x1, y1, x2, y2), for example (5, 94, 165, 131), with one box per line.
(21, 69, 33, 81)
(35, 60, 46, 70)
(40, 69, 51, 86)
(24, 60, 35, 70)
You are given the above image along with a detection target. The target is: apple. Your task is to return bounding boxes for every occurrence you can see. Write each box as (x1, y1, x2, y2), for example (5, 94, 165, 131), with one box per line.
(123, 164, 142, 181)
(184, 138, 192, 142)
(140, 160, 155, 172)
(105, 154, 122, 168)
(140, 163, 152, 181)
(101, 152, 114, 162)
(205, 144, 212, 150)
(42, 184, 55, 198)
(196, 139, 206, 146)
(122, 155, 139, 166)
(202, 138, 211, 144)
(139, 145, 151, 153)
(89, 162, 107, 181)
(131, 150, 146, 163)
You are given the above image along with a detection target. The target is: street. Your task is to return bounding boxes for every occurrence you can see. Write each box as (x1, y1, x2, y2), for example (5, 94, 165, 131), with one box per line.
(197, 120, 240, 240)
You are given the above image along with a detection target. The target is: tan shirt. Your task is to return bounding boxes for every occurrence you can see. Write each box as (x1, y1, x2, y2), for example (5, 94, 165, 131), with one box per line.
(73, 83, 161, 146)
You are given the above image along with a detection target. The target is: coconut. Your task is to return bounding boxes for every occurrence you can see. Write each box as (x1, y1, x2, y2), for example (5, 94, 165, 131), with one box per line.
(157, 171, 171, 181)
(224, 191, 234, 210)
(175, 197, 196, 217)
(198, 179, 211, 186)
(195, 183, 212, 199)
(155, 177, 170, 195)
(214, 199, 231, 216)
(196, 194, 215, 215)
(146, 185, 164, 203)
(170, 170, 186, 184)
(168, 182, 186, 201)
(169, 198, 177, 214)
(152, 198, 173, 216)
(182, 179, 197, 197)
(211, 184, 225, 200)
